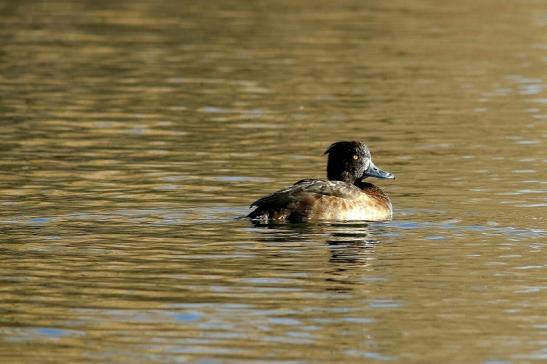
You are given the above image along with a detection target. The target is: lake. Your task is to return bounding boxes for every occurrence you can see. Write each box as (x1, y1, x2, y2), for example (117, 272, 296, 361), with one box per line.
(0, 0, 546, 363)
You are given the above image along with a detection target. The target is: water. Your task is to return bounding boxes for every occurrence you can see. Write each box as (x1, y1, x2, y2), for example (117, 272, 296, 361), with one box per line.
(0, 0, 546, 363)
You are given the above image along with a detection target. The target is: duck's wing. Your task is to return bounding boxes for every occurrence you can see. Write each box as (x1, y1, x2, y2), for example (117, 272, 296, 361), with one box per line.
(250, 179, 362, 208)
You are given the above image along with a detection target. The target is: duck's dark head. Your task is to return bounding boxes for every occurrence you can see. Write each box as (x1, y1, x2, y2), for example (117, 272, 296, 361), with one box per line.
(324, 141, 395, 184)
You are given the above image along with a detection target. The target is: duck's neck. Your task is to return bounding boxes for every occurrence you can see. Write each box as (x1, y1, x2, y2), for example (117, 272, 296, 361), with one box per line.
(326, 159, 356, 184)
(327, 170, 356, 184)
(355, 179, 372, 189)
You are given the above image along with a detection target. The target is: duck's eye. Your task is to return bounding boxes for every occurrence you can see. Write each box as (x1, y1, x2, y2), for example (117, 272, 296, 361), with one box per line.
(353, 155, 359, 160)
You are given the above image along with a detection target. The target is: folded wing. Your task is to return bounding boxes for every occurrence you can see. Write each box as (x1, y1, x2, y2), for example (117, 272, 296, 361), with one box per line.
(249, 179, 362, 219)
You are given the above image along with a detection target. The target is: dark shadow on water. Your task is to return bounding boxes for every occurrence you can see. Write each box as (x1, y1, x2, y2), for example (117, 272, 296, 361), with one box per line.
(247, 220, 389, 291)
(248, 219, 386, 255)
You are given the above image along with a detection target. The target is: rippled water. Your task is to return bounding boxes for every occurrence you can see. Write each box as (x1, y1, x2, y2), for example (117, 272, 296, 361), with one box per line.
(1, 0, 546, 363)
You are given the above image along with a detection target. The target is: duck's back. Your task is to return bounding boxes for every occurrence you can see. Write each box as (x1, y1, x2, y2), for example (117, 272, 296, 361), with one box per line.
(248, 179, 392, 222)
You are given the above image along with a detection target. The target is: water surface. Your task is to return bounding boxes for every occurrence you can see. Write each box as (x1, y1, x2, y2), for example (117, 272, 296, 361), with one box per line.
(0, 0, 546, 363)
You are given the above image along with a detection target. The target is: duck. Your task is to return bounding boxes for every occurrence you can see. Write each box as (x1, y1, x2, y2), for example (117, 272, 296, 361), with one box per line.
(248, 141, 395, 222)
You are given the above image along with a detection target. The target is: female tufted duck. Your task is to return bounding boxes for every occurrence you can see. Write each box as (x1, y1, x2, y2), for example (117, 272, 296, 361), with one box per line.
(248, 141, 395, 222)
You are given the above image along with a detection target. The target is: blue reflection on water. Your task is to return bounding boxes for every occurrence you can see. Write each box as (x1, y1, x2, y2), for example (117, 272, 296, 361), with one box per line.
(29, 217, 49, 224)
(36, 327, 72, 337)
(173, 311, 203, 322)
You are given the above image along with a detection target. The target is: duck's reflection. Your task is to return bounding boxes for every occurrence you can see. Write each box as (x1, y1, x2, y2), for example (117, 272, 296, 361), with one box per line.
(326, 222, 378, 264)
(249, 221, 385, 291)
(250, 220, 380, 260)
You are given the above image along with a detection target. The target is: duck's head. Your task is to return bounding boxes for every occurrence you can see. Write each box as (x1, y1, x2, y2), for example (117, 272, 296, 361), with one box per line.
(324, 141, 395, 184)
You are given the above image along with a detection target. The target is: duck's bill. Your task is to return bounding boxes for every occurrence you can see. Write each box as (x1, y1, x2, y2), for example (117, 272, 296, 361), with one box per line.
(364, 161, 395, 179)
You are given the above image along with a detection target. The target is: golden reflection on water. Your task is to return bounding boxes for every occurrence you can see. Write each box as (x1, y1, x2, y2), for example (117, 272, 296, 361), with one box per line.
(0, 0, 546, 363)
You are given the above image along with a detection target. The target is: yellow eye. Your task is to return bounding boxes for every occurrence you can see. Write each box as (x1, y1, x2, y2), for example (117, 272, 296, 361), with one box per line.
(353, 155, 359, 160)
